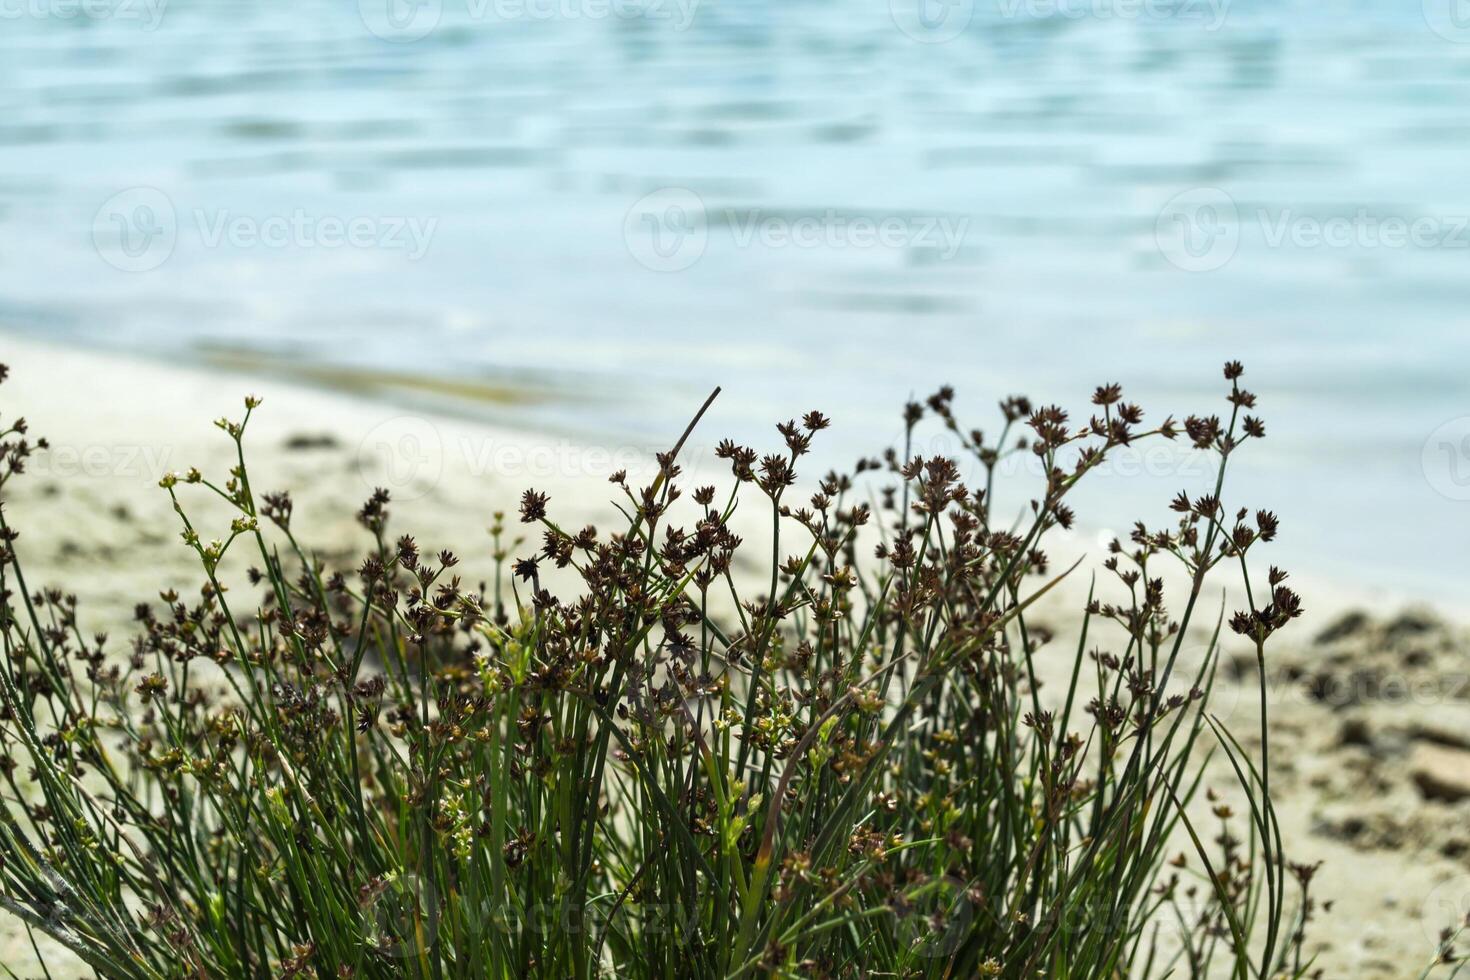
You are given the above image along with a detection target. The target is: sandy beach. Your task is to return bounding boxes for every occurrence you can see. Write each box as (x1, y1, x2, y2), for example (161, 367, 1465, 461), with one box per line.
(2, 334, 1468, 978)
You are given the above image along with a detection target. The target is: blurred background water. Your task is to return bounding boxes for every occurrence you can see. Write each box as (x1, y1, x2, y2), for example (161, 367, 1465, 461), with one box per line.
(1, 0, 1468, 600)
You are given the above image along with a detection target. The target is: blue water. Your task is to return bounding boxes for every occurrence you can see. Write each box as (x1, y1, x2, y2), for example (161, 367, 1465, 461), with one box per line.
(1, 0, 1467, 601)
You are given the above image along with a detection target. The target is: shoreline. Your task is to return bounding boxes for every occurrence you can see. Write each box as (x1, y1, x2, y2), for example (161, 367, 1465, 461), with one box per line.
(1, 332, 665, 626)
(3, 330, 1460, 628)
(4, 332, 1470, 976)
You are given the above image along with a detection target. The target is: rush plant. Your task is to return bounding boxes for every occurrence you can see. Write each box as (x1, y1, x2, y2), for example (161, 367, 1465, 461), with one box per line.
(0, 362, 1319, 978)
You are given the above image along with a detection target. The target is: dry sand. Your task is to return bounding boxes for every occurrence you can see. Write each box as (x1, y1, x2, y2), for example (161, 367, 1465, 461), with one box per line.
(1, 334, 1466, 978)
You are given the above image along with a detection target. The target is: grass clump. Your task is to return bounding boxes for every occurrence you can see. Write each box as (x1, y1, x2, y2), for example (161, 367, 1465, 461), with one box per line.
(0, 361, 1321, 978)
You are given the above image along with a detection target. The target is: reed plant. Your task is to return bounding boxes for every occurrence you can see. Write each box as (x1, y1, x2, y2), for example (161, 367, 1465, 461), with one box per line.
(0, 361, 1322, 978)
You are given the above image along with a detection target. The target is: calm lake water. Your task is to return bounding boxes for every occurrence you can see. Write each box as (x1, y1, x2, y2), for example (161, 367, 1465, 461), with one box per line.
(1, 0, 1468, 601)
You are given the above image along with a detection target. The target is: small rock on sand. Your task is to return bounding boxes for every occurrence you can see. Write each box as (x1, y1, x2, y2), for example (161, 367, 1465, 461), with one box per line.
(1410, 742, 1470, 802)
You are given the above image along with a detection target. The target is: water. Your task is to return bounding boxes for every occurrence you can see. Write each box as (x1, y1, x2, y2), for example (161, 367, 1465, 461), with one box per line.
(1, 0, 1467, 601)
